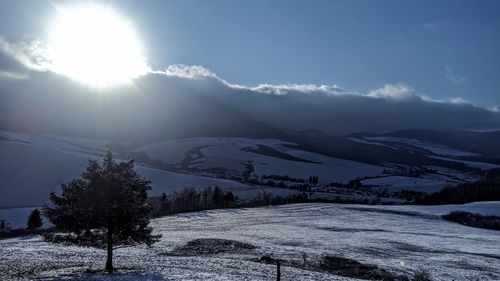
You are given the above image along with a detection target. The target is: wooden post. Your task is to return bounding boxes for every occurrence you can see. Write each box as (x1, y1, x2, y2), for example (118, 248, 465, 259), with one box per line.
(106, 226, 114, 273)
(276, 260, 281, 281)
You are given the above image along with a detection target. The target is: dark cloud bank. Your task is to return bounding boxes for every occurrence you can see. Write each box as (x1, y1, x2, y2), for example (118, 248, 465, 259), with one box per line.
(1, 42, 499, 142)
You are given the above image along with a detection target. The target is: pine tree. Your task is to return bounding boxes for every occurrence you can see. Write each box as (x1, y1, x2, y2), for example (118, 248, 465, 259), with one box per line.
(223, 191, 236, 208)
(201, 186, 213, 209)
(27, 209, 43, 230)
(212, 186, 225, 208)
(171, 186, 200, 213)
(44, 151, 160, 273)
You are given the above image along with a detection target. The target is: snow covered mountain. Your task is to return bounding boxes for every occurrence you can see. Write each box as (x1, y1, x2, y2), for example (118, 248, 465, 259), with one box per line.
(1, 129, 498, 208)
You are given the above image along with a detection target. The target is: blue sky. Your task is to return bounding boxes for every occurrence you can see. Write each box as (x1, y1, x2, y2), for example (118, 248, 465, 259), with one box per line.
(0, 0, 499, 106)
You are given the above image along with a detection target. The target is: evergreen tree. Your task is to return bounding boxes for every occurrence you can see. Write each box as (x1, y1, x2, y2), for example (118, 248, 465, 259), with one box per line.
(212, 186, 225, 208)
(159, 192, 172, 215)
(201, 186, 213, 209)
(223, 191, 236, 208)
(27, 209, 43, 230)
(171, 186, 200, 213)
(44, 152, 160, 273)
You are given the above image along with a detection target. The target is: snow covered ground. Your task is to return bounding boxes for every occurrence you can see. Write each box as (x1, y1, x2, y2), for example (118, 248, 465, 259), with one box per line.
(392, 201, 500, 217)
(0, 132, 390, 208)
(1, 203, 499, 281)
(361, 175, 458, 193)
(427, 155, 499, 170)
(137, 137, 387, 184)
(363, 136, 479, 157)
(0, 132, 253, 208)
(1, 130, 497, 209)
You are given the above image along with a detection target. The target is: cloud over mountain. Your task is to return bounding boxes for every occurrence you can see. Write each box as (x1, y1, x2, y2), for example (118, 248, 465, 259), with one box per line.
(1, 37, 499, 140)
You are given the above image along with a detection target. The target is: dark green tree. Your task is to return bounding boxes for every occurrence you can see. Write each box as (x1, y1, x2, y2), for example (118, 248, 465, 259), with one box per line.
(44, 152, 159, 273)
(201, 186, 213, 209)
(212, 186, 225, 208)
(27, 209, 43, 230)
(223, 191, 236, 208)
(172, 186, 200, 213)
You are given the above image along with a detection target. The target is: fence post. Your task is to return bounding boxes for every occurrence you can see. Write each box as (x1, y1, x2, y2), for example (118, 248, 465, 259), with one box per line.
(276, 260, 281, 281)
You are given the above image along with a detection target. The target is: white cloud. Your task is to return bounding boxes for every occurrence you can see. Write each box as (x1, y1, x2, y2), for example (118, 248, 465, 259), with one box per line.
(0, 36, 50, 71)
(162, 64, 219, 80)
(366, 83, 416, 101)
(487, 106, 500, 113)
(158, 64, 346, 96)
(153, 64, 491, 113)
(448, 97, 469, 105)
(251, 83, 344, 96)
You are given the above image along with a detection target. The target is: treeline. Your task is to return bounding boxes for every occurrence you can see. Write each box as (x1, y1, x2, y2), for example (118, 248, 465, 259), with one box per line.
(153, 186, 237, 215)
(150, 186, 311, 217)
(0, 227, 54, 239)
(262, 174, 305, 183)
(246, 175, 320, 192)
(417, 178, 500, 205)
(0, 209, 45, 238)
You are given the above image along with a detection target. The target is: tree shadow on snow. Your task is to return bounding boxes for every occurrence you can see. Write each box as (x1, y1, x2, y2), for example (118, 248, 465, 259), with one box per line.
(40, 272, 172, 281)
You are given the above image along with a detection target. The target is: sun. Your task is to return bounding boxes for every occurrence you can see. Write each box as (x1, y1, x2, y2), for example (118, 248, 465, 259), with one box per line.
(48, 4, 150, 87)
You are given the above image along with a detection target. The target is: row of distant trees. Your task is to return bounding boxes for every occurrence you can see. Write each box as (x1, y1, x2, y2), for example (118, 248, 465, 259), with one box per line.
(150, 185, 313, 217)
(154, 186, 237, 215)
(245, 174, 320, 192)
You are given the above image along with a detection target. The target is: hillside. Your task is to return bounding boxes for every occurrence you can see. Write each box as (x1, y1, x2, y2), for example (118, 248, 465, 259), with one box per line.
(2, 129, 499, 208)
(1, 203, 499, 280)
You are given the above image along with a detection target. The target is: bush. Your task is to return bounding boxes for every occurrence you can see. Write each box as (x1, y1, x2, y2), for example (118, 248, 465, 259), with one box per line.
(442, 211, 500, 231)
(412, 269, 432, 281)
(319, 256, 406, 280)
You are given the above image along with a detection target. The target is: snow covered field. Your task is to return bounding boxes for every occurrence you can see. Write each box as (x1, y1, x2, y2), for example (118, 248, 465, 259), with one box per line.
(361, 175, 456, 193)
(1, 203, 499, 280)
(0, 132, 252, 208)
(363, 137, 479, 157)
(137, 137, 387, 184)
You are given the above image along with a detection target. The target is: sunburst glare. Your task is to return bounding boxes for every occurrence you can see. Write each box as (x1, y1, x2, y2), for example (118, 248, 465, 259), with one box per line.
(47, 4, 149, 87)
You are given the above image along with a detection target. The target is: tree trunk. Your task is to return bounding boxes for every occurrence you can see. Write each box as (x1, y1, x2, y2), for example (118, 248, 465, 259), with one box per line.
(105, 228, 113, 273)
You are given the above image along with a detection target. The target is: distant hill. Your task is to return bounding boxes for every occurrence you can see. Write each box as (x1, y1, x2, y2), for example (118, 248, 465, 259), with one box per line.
(384, 129, 500, 157)
(348, 129, 500, 161)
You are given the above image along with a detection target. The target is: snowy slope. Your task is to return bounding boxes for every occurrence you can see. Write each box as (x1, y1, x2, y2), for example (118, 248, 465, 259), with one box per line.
(137, 137, 387, 184)
(361, 175, 457, 193)
(1, 203, 499, 280)
(363, 136, 479, 156)
(354, 135, 499, 170)
(0, 131, 252, 208)
(390, 201, 500, 217)
(1, 130, 496, 209)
